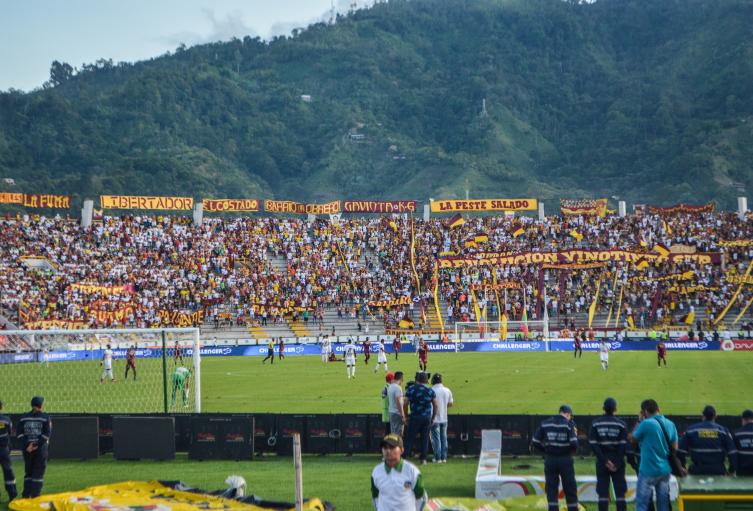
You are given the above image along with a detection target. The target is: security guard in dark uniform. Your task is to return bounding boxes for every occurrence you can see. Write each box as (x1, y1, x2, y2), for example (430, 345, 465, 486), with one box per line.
(0, 400, 17, 501)
(589, 397, 627, 511)
(732, 409, 753, 476)
(532, 404, 579, 511)
(677, 405, 736, 475)
(17, 396, 51, 498)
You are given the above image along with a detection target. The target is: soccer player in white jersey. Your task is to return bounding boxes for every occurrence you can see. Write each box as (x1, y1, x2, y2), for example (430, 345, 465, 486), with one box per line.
(321, 336, 332, 363)
(374, 339, 388, 373)
(599, 339, 610, 371)
(40, 347, 49, 368)
(344, 339, 358, 380)
(100, 344, 116, 383)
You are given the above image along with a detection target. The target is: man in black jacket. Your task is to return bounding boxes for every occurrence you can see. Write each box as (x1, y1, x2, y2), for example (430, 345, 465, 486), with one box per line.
(589, 398, 627, 511)
(533, 404, 579, 511)
(0, 401, 17, 501)
(17, 396, 52, 498)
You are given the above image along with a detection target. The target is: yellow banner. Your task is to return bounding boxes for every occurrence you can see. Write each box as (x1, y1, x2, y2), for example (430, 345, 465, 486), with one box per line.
(0, 192, 24, 204)
(158, 310, 205, 327)
(470, 282, 521, 291)
(100, 195, 194, 211)
(438, 250, 721, 269)
(368, 297, 411, 308)
(719, 240, 753, 247)
(430, 198, 537, 213)
(7, 480, 326, 511)
(726, 273, 753, 285)
(667, 284, 719, 294)
(264, 200, 341, 215)
(202, 198, 260, 212)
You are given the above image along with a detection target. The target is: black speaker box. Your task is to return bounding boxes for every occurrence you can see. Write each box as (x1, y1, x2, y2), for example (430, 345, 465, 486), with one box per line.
(189, 416, 254, 460)
(48, 416, 99, 459)
(113, 416, 175, 460)
(339, 414, 370, 454)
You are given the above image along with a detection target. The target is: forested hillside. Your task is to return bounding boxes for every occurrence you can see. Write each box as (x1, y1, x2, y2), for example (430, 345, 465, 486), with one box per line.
(1, 0, 752, 208)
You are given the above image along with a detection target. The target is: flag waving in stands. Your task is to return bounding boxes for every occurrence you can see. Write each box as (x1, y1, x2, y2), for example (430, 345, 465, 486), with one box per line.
(521, 295, 529, 337)
(653, 243, 670, 257)
(682, 308, 695, 326)
(388, 220, 398, 232)
(511, 223, 525, 238)
(569, 229, 583, 241)
(474, 232, 489, 244)
(447, 213, 464, 229)
(588, 279, 602, 328)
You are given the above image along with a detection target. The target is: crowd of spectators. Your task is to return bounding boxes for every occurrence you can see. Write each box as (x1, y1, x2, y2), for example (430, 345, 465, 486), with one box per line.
(1, 211, 752, 332)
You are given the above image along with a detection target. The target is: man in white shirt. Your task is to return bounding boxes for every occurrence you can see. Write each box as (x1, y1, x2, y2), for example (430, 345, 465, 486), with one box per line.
(100, 344, 115, 383)
(600, 340, 610, 371)
(371, 433, 427, 511)
(430, 373, 454, 463)
(374, 339, 388, 373)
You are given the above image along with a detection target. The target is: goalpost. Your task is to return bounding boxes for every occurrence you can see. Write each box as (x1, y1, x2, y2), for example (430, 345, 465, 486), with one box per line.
(0, 327, 201, 414)
(454, 320, 551, 341)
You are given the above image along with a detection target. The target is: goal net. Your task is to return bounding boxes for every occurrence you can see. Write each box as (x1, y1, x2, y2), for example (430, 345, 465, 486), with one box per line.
(454, 320, 551, 341)
(0, 327, 201, 414)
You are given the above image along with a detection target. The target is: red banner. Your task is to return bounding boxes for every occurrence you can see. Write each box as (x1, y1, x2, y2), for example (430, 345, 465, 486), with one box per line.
(343, 200, 417, 213)
(732, 339, 753, 351)
(648, 203, 715, 215)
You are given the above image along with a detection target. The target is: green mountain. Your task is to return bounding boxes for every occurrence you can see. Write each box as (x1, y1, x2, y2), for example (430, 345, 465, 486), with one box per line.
(1, 0, 752, 209)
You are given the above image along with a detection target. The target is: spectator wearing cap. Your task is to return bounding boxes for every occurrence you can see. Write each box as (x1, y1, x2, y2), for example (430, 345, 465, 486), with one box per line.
(430, 373, 453, 464)
(678, 405, 737, 475)
(629, 399, 678, 511)
(403, 372, 438, 465)
(589, 398, 627, 511)
(733, 409, 753, 476)
(381, 372, 395, 435)
(532, 404, 579, 511)
(0, 400, 17, 501)
(16, 396, 51, 498)
(370, 433, 428, 511)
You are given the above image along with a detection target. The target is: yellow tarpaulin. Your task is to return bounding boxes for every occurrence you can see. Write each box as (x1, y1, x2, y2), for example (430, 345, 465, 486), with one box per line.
(10, 481, 328, 511)
(426, 495, 586, 511)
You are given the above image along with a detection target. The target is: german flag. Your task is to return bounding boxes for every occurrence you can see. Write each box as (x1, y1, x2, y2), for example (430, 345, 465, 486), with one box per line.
(636, 258, 649, 271)
(653, 243, 670, 257)
(511, 224, 525, 238)
(474, 232, 489, 244)
(447, 213, 464, 229)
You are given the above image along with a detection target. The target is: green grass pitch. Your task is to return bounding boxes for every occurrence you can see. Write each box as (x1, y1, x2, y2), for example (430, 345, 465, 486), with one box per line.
(1, 350, 751, 415)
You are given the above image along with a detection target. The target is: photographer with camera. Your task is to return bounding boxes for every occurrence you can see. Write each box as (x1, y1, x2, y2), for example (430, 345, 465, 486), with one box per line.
(403, 372, 438, 465)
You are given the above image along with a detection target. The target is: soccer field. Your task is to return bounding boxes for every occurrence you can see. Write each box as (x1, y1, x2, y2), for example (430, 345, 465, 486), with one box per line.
(1, 350, 752, 415)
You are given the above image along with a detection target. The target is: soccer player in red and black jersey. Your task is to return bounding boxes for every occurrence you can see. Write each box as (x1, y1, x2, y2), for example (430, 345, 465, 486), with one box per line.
(573, 331, 582, 359)
(392, 337, 401, 360)
(363, 338, 371, 365)
(418, 339, 429, 371)
(278, 337, 285, 361)
(657, 340, 668, 367)
(125, 345, 137, 381)
(174, 341, 184, 365)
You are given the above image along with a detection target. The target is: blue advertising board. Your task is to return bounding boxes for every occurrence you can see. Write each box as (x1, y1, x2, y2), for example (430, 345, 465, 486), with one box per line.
(0, 339, 717, 365)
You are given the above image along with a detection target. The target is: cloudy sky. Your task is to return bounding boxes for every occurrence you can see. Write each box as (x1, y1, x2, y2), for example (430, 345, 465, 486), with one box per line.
(0, 0, 375, 91)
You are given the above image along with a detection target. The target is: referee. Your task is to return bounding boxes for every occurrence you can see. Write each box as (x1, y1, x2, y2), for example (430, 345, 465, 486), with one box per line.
(589, 398, 627, 511)
(532, 404, 579, 511)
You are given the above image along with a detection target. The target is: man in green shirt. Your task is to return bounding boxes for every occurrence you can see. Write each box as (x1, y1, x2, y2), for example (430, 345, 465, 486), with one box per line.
(171, 366, 191, 407)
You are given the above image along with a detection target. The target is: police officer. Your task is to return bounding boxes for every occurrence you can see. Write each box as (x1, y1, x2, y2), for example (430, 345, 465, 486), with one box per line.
(732, 409, 753, 476)
(17, 396, 51, 498)
(0, 400, 17, 501)
(677, 405, 736, 475)
(589, 398, 627, 511)
(532, 404, 579, 511)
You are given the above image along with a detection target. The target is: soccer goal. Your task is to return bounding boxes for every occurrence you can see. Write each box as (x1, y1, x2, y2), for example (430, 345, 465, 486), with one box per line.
(454, 320, 550, 341)
(0, 327, 201, 414)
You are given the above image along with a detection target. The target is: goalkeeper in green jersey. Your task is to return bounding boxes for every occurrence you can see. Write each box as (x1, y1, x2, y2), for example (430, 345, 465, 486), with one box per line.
(171, 366, 191, 407)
